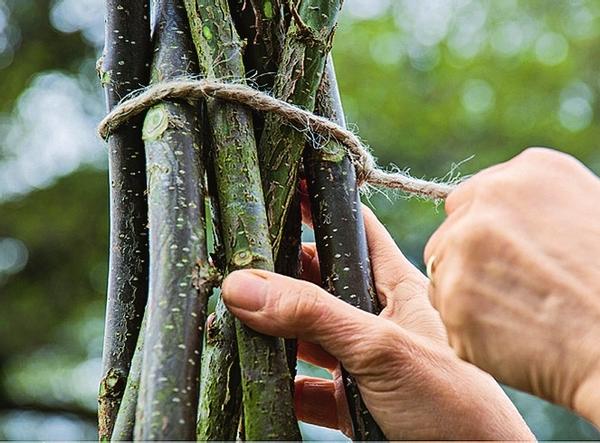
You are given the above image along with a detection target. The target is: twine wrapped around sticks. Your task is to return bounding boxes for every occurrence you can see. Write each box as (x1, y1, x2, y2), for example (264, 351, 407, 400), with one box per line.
(98, 78, 457, 200)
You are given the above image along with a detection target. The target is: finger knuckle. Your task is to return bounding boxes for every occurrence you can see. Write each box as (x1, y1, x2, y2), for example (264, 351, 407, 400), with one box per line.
(436, 266, 476, 327)
(473, 173, 519, 204)
(519, 146, 560, 162)
(282, 283, 328, 326)
(444, 182, 471, 212)
(450, 218, 497, 261)
(518, 147, 580, 170)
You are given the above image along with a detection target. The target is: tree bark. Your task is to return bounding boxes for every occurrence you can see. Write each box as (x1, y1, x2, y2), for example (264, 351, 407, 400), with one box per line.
(252, 0, 344, 390)
(196, 298, 241, 441)
(110, 315, 145, 441)
(184, 1, 300, 439)
(98, 1, 151, 439)
(195, 99, 242, 441)
(305, 58, 385, 440)
(229, 0, 287, 90)
(258, 0, 344, 258)
(133, 1, 211, 439)
(231, 0, 302, 386)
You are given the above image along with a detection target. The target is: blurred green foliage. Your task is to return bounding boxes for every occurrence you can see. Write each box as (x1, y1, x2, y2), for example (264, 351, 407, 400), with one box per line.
(0, 0, 599, 439)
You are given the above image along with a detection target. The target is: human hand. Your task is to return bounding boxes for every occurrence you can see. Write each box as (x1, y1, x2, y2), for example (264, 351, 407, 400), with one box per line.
(425, 147, 600, 427)
(222, 204, 532, 439)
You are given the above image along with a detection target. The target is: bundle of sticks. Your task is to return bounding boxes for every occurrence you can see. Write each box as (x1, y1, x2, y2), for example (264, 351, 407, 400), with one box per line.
(98, 0, 383, 440)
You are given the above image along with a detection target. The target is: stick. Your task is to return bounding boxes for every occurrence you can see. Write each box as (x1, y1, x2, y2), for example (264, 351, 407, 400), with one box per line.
(196, 108, 242, 441)
(134, 0, 211, 439)
(258, 0, 345, 256)
(305, 57, 385, 440)
(97, 1, 151, 439)
(110, 315, 145, 441)
(233, 0, 302, 386)
(184, 0, 301, 439)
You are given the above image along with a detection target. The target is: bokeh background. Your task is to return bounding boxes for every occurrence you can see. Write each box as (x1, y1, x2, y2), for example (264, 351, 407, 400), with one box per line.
(1, 0, 600, 439)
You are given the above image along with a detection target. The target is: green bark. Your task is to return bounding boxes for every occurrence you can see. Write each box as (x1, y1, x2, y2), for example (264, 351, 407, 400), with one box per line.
(184, 1, 301, 439)
(184, 2, 245, 439)
(250, 0, 344, 385)
(258, 0, 344, 256)
(98, 1, 151, 439)
(196, 298, 241, 440)
(305, 58, 385, 440)
(231, 0, 302, 384)
(134, 0, 211, 439)
(229, 0, 287, 90)
(110, 315, 145, 441)
(197, 113, 241, 441)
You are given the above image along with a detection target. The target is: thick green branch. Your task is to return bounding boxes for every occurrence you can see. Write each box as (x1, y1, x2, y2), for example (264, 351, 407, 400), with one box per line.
(133, 0, 210, 439)
(98, 1, 151, 439)
(194, 100, 242, 441)
(185, 1, 300, 439)
(250, 0, 344, 384)
(258, 0, 344, 256)
(232, 0, 302, 380)
(305, 58, 384, 440)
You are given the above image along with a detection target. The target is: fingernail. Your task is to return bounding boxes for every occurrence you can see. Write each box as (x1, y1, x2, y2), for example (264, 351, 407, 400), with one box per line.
(222, 270, 268, 312)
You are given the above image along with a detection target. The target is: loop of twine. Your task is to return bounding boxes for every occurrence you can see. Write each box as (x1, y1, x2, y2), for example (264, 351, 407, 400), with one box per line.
(98, 79, 456, 200)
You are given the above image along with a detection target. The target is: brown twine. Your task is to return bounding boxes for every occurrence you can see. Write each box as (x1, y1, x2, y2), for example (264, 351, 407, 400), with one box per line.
(98, 79, 457, 200)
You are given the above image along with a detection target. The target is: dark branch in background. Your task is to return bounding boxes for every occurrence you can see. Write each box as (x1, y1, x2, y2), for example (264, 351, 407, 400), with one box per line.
(184, 0, 300, 439)
(133, 0, 211, 439)
(229, 0, 288, 90)
(97, 1, 151, 439)
(305, 57, 385, 440)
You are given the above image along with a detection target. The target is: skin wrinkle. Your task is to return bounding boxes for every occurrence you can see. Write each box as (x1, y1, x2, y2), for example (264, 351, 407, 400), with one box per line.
(425, 148, 600, 429)
(222, 205, 534, 439)
(296, 200, 528, 438)
(221, 147, 600, 437)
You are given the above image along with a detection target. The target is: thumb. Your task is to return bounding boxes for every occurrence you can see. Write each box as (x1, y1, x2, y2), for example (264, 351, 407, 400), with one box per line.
(221, 269, 401, 373)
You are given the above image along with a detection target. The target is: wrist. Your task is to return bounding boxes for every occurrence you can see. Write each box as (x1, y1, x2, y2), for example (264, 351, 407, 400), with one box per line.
(570, 298, 600, 427)
(573, 363, 600, 427)
(432, 351, 534, 440)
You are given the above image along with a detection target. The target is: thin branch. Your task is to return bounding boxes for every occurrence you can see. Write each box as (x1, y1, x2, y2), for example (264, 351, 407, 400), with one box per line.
(110, 314, 145, 441)
(232, 0, 301, 385)
(196, 297, 241, 441)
